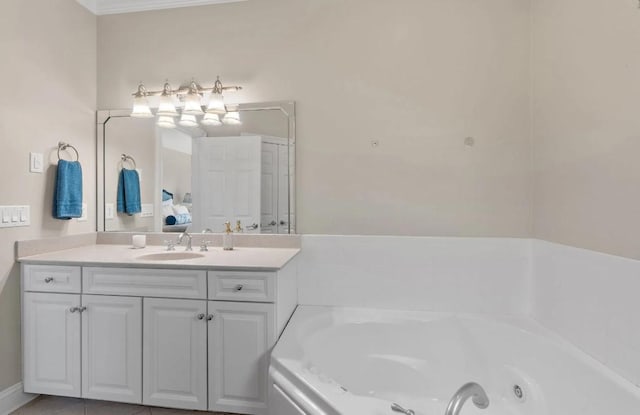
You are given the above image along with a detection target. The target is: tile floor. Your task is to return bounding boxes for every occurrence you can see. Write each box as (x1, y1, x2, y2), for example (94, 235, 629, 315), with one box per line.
(11, 395, 237, 415)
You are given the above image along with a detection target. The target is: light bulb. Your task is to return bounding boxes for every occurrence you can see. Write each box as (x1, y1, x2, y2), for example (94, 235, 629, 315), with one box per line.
(206, 92, 226, 115)
(222, 111, 241, 125)
(131, 96, 153, 118)
(183, 82, 204, 115)
(179, 113, 199, 128)
(157, 116, 176, 129)
(201, 113, 222, 126)
(157, 95, 178, 117)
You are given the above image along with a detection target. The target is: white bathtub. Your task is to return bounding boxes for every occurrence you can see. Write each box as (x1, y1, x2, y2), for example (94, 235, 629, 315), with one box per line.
(269, 306, 640, 415)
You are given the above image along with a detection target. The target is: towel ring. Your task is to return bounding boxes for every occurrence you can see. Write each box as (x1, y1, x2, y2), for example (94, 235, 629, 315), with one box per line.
(121, 154, 137, 169)
(57, 142, 79, 162)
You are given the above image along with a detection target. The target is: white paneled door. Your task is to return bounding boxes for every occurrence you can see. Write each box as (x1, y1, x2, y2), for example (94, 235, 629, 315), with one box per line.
(143, 298, 208, 410)
(192, 136, 261, 233)
(81, 295, 142, 403)
(208, 301, 274, 414)
(23, 292, 81, 397)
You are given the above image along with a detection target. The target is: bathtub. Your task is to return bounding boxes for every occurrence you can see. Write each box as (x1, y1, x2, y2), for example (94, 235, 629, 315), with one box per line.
(269, 306, 640, 415)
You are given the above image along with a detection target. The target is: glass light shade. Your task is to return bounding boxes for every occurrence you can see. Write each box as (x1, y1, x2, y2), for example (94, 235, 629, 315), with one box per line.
(157, 95, 178, 117)
(222, 111, 241, 125)
(130, 96, 153, 118)
(157, 116, 177, 129)
(200, 113, 222, 126)
(206, 92, 226, 115)
(183, 93, 204, 115)
(178, 113, 199, 128)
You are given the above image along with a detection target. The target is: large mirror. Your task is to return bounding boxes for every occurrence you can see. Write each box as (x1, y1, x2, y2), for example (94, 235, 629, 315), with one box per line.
(97, 101, 295, 234)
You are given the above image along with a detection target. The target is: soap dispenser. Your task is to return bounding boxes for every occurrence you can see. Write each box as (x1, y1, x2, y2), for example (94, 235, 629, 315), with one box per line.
(223, 221, 234, 251)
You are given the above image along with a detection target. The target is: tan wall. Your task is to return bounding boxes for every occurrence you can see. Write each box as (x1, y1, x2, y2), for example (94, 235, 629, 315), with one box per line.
(162, 148, 191, 204)
(0, 0, 96, 390)
(532, 0, 640, 259)
(98, 0, 533, 237)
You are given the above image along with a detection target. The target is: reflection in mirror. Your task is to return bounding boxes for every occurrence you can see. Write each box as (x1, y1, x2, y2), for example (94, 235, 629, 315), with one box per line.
(97, 102, 295, 234)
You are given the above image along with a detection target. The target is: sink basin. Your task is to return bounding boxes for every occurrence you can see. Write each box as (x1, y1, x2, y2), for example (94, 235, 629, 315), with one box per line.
(137, 252, 205, 261)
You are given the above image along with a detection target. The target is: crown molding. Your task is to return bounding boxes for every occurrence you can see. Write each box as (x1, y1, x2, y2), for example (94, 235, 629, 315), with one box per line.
(76, 0, 247, 16)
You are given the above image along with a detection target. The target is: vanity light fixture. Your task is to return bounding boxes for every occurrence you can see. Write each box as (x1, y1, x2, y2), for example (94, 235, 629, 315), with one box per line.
(130, 84, 153, 118)
(223, 111, 241, 125)
(201, 113, 222, 126)
(130, 76, 242, 128)
(178, 113, 199, 128)
(157, 116, 177, 129)
(156, 82, 179, 118)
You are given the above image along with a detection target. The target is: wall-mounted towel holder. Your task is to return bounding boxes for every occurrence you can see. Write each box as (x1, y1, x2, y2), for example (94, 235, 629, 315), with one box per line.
(57, 142, 79, 162)
(121, 154, 137, 170)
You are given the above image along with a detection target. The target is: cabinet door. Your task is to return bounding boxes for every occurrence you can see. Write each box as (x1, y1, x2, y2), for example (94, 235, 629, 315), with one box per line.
(23, 292, 81, 397)
(208, 301, 275, 414)
(82, 295, 142, 403)
(143, 298, 207, 410)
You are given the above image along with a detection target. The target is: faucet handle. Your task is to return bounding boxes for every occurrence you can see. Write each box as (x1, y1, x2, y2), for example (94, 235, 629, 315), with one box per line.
(200, 241, 211, 252)
(391, 403, 415, 415)
(164, 240, 176, 251)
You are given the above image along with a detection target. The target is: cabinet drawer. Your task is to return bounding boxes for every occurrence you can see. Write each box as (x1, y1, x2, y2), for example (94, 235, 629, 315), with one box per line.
(23, 265, 81, 293)
(208, 271, 275, 302)
(84, 267, 207, 299)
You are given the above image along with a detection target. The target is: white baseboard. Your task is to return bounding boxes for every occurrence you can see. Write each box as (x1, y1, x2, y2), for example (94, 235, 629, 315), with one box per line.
(0, 383, 37, 415)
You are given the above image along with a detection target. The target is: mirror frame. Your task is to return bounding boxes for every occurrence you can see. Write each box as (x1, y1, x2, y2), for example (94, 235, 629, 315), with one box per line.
(96, 101, 296, 233)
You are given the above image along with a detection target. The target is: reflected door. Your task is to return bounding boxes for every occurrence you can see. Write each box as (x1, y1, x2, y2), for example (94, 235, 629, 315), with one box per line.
(192, 136, 262, 233)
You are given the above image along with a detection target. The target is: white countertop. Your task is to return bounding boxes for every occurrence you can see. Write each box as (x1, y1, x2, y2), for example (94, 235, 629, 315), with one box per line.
(18, 244, 300, 271)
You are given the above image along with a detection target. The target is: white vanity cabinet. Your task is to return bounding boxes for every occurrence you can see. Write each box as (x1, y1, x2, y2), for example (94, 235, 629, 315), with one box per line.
(208, 300, 274, 414)
(81, 295, 142, 403)
(143, 298, 208, 410)
(21, 256, 298, 415)
(23, 291, 82, 397)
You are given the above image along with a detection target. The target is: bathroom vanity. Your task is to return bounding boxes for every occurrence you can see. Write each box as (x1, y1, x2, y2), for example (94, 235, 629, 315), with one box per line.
(18, 244, 299, 415)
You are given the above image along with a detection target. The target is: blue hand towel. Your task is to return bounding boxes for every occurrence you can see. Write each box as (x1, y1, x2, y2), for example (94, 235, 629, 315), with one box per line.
(117, 168, 142, 215)
(53, 160, 83, 220)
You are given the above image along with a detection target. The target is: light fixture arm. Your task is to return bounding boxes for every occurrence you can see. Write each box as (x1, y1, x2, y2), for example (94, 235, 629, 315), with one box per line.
(131, 76, 242, 97)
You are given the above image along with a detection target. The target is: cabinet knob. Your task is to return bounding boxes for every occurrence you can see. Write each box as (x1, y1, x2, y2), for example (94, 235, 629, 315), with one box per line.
(206, 314, 214, 321)
(79, 306, 87, 313)
(235, 284, 244, 291)
(44, 277, 54, 283)
(197, 313, 205, 320)
(69, 307, 80, 313)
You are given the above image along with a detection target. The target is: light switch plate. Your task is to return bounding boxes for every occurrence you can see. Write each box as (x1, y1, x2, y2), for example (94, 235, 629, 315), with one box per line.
(0, 206, 30, 228)
(140, 203, 154, 217)
(105, 203, 114, 220)
(29, 152, 44, 173)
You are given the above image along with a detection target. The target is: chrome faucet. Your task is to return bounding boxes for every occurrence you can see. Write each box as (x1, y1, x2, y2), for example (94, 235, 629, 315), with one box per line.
(177, 232, 193, 251)
(444, 382, 489, 415)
